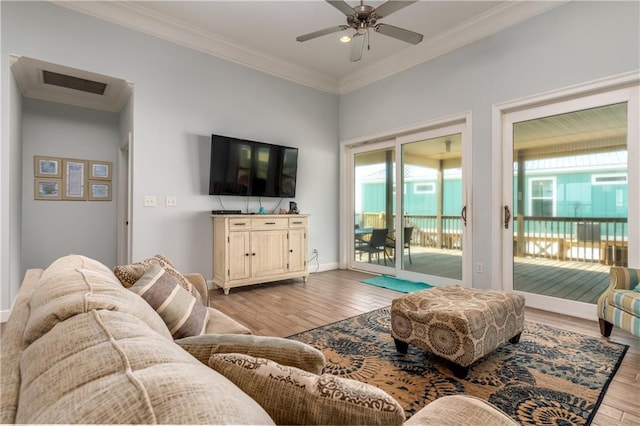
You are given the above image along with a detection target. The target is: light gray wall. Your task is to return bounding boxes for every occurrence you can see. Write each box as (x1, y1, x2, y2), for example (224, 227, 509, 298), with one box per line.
(21, 99, 120, 271)
(339, 1, 640, 288)
(0, 0, 339, 313)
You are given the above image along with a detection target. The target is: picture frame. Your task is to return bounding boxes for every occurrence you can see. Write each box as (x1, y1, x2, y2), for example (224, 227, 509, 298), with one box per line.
(88, 180, 112, 201)
(34, 178, 62, 200)
(89, 160, 112, 180)
(34, 156, 62, 178)
(62, 158, 87, 200)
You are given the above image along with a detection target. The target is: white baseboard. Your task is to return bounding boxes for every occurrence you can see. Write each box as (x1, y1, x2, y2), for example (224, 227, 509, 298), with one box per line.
(309, 262, 339, 273)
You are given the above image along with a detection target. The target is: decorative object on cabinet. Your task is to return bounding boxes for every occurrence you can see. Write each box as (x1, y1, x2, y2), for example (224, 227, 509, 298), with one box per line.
(212, 214, 309, 294)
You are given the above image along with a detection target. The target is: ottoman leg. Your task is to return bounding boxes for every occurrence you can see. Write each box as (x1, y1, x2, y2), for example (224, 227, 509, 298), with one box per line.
(394, 338, 409, 354)
(509, 332, 522, 344)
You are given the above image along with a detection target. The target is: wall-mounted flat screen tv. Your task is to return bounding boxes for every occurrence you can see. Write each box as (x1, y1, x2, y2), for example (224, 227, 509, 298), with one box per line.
(209, 134, 298, 198)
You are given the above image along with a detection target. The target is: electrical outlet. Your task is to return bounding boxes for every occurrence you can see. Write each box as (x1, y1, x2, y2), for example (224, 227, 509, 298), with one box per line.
(312, 248, 318, 255)
(143, 195, 157, 207)
(166, 196, 177, 207)
(476, 263, 483, 273)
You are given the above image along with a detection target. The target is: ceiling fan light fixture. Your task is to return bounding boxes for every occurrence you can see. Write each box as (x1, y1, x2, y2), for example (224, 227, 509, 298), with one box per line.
(340, 35, 352, 43)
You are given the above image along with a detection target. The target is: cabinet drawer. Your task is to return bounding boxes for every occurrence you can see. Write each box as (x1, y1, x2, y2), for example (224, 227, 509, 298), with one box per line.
(288, 217, 307, 228)
(251, 217, 288, 230)
(229, 218, 251, 230)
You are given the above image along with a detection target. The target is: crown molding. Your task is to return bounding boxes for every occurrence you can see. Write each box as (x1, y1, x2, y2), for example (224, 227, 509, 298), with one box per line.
(338, 1, 569, 94)
(51, 1, 340, 94)
(51, 1, 567, 96)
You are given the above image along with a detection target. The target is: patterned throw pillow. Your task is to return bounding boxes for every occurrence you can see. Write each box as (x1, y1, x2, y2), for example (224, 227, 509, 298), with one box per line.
(113, 254, 202, 303)
(208, 353, 405, 426)
(129, 264, 209, 339)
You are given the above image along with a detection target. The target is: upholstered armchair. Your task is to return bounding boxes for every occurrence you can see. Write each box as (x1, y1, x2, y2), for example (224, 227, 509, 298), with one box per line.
(597, 267, 640, 338)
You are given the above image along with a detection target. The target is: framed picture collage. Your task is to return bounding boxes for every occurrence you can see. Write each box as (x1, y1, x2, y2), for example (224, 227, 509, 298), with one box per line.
(34, 156, 112, 201)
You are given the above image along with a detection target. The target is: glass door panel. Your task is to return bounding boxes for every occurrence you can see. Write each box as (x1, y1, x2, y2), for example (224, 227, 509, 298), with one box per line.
(401, 134, 463, 279)
(511, 102, 629, 304)
(353, 147, 396, 273)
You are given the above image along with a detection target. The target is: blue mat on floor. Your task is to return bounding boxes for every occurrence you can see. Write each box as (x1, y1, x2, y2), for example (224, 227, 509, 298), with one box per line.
(360, 275, 433, 293)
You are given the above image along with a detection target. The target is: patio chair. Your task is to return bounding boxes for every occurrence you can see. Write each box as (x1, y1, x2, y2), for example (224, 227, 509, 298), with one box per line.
(386, 227, 414, 264)
(358, 228, 391, 265)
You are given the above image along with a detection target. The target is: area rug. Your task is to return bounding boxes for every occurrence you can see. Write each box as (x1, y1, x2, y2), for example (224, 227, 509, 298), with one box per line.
(288, 307, 628, 425)
(361, 275, 433, 293)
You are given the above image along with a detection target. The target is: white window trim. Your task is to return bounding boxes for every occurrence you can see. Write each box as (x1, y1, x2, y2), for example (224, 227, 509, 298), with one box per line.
(528, 177, 556, 216)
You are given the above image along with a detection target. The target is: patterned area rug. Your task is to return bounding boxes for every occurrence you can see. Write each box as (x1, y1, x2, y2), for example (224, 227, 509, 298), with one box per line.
(288, 307, 628, 425)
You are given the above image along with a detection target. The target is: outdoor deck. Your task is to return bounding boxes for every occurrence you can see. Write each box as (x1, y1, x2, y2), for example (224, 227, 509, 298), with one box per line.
(401, 247, 610, 304)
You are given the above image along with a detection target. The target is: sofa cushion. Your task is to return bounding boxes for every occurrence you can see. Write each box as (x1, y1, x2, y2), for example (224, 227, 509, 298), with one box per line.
(611, 290, 640, 316)
(17, 310, 274, 425)
(176, 333, 326, 374)
(24, 255, 172, 344)
(113, 254, 202, 303)
(209, 353, 405, 425)
(205, 308, 253, 335)
(405, 395, 518, 426)
(129, 264, 209, 339)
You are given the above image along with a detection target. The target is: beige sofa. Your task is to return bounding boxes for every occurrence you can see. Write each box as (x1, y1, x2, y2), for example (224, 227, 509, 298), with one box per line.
(0, 254, 517, 425)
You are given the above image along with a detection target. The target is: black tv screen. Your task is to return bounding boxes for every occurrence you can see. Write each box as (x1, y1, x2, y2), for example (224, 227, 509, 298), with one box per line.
(209, 134, 298, 198)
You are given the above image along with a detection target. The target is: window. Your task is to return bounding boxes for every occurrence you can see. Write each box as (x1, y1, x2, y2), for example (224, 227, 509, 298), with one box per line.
(414, 182, 435, 194)
(529, 178, 556, 216)
(592, 174, 627, 185)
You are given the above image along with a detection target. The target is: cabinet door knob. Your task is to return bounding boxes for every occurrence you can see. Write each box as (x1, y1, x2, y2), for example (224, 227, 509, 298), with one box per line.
(252, 253, 256, 256)
(245, 253, 249, 256)
(289, 249, 293, 253)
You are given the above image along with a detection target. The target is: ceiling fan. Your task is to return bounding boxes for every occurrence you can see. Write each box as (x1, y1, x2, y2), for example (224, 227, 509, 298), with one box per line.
(296, 0, 424, 62)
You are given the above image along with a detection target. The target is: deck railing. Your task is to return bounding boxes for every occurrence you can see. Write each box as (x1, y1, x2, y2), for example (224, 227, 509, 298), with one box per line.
(355, 213, 628, 266)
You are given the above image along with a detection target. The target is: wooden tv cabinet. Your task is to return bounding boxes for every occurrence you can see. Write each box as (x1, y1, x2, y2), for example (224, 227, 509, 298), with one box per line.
(211, 214, 309, 294)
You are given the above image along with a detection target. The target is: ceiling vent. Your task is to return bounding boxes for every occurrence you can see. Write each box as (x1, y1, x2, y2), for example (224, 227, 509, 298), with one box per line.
(42, 70, 107, 95)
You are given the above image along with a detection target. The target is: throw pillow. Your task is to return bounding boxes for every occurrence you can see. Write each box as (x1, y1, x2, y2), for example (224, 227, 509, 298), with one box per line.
(208, 353, 405, 426)
(113, 254, 202, 302)
(129, 264, 209, 339)
(175, 333, 326, 374)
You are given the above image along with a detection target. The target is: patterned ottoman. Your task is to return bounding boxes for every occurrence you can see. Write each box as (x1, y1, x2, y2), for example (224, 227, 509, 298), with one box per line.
(391, 286, 525, 378)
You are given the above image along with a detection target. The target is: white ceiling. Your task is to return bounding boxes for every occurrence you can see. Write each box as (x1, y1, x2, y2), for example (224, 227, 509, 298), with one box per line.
(53, 0, 567, 94)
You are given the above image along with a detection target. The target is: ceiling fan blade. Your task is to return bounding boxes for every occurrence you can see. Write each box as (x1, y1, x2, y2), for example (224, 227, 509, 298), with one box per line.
(296, 25, 349, 42)
(350, 32, 365, 62)
(373, 0, 418, 19)
(326, 0, 357, 16)
(375, 23, 423, 45)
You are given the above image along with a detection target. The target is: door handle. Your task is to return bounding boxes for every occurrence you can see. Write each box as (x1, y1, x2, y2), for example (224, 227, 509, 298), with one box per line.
(504, 206, 511, 229)
(461, 206, 467, 227)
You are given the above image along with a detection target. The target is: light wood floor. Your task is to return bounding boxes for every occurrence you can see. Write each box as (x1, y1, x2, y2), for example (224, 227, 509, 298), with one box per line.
(209, 269, 639, 426)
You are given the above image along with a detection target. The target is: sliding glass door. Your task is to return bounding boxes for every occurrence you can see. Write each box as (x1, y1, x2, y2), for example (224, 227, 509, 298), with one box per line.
(349, 119, 470, 285)
(352, 143, 396, 275)
(502, 86, 638, 318)
(398, 132, 464, 281)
